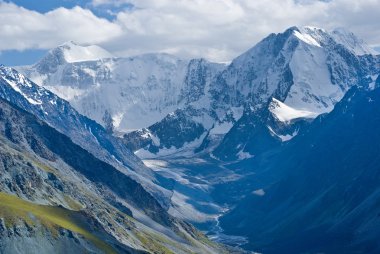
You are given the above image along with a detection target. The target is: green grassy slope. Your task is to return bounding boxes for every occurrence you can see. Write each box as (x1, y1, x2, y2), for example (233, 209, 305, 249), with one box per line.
(0, 192, 116, 254)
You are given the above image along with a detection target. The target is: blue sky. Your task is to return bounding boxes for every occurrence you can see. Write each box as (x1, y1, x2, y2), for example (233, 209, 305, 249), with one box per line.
(6, 0, 82, 12)
(0, 0, 135, 65)
(0, 49, 47, 66)
(5, 0, 133, 19)
(0, 0, 379, 66)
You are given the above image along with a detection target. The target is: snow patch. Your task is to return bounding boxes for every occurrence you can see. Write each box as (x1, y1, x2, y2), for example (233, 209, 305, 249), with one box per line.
(210, 121, 233, 135)
(231, 106, 244, 120)
(143, 159, 169, 169)
(268, 125, 298, 142)
(368, 75, 379, 90)
(252, 189, 265, 196)
(293, 30, 321, 48)
(277, 132, 298, 142)
(112, 112, 125, 129)
(237, 150, 254, 160)
(2, 77, 42, 105)
(269, 98, 318, 122)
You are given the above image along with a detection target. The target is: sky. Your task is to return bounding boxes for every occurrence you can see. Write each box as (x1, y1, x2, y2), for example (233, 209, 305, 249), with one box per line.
(0, 0, 379, 65)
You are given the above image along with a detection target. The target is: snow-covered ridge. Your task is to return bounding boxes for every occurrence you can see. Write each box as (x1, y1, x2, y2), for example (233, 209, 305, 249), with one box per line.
(15, 48, 224, 133)
(293, 28, 321, 48)
(292, 26, 376, 55)
(0, 66, 51, 105)
(58, 41, 114, 63)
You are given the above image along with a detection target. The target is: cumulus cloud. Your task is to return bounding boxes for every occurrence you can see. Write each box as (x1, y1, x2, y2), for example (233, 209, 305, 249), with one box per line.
(1, 0, 380, 62)
(0, 2, 122, 51)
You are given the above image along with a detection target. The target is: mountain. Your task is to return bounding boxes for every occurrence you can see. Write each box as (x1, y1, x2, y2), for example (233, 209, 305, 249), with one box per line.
(0, 65, 176, 207)
(36, 40, 113, 66)
(18, 41, 114, 85)
(15, 26, 379, 159)
(16, 47, 224, 133)
(210, 26, 379, 160)
(125, 26, 379, 159)
(219, 86, 380, 254)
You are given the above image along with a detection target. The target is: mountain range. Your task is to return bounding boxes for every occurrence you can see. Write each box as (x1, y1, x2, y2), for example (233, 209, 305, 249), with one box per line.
(16, 26, 379, 160)
(0, 25, 378, 253)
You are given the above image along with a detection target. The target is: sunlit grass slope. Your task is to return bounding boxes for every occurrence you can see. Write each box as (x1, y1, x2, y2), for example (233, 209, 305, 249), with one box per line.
(0, 192, 116, 254)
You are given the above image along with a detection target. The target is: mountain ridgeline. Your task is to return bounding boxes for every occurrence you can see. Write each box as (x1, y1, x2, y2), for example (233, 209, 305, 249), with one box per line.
(16, 26, 379, 160)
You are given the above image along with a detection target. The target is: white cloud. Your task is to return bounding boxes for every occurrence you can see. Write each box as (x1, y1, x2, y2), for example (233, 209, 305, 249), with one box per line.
(106, 0, 380, 62)
(91, 0, 131, 7)
(0, 2, 122, 51)
(1, 0, 380, 62)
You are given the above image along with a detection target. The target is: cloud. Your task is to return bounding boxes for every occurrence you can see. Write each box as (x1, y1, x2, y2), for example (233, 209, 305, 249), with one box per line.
(1, 0, 380, 62)
(91, 0, 130, 7)
(107, 0, 380, 61)
(0, 2, 122, 51)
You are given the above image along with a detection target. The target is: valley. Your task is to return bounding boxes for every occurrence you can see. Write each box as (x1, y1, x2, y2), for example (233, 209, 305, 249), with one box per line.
(142, 156, 249, 247)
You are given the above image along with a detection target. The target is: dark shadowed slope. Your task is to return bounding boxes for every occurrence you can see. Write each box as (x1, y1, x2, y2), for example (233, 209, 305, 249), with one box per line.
(221, 87, 380, 254)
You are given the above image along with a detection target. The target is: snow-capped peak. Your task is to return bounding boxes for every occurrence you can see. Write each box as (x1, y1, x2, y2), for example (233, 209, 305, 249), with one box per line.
(28, 41, 115, 75)
(58, 41, 114, 63)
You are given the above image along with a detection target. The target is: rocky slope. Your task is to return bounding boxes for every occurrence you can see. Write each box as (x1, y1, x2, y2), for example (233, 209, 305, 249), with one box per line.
(0, 65, 175, 208)
(0, 97, 230, 254)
